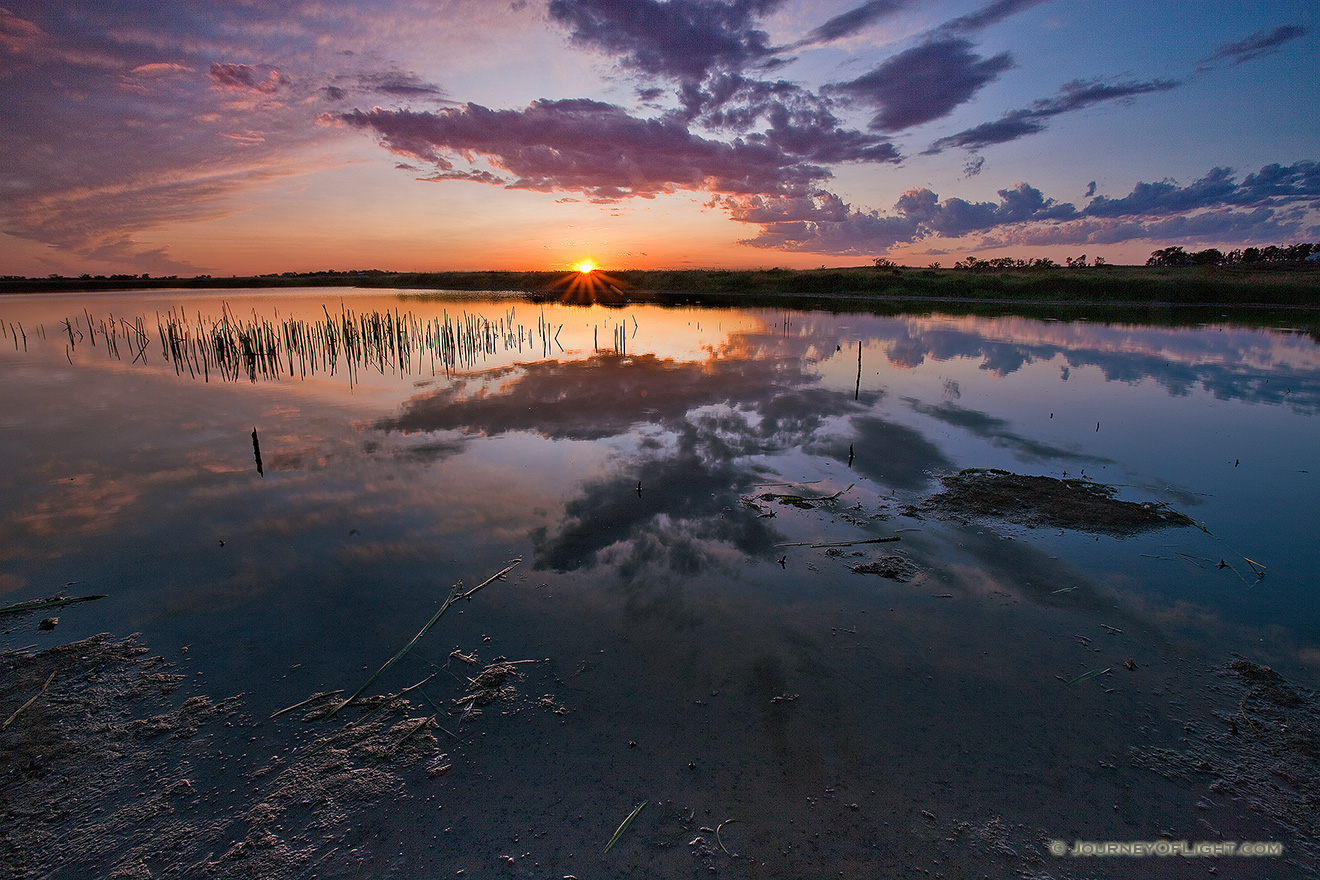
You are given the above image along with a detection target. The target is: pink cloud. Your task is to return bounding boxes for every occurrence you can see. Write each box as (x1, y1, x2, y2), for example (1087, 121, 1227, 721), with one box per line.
(208, 62, 287, 94)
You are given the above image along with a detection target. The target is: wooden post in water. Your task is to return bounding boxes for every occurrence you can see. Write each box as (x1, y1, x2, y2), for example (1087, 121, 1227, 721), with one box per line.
(252, 428, 264, 477)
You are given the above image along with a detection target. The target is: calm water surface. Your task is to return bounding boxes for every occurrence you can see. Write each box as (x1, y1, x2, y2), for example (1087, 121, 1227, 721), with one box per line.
(2, 288, 1317, 877)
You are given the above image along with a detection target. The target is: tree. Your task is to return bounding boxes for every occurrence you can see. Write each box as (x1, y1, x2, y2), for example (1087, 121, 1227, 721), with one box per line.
(1146, 246, 1190, 267)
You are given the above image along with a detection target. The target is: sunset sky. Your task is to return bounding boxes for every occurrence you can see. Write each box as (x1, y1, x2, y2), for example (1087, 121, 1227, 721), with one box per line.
(1, 0, 1317, 276)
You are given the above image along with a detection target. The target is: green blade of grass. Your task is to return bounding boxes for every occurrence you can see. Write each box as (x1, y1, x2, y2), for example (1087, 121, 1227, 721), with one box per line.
(601, 801, 646, 855)
(1065, 667, 1112, 686)
(0, 595, 106, 616)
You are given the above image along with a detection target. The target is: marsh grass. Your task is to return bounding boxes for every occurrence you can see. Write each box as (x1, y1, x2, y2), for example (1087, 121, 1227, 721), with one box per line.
(51, 304, 565, 385)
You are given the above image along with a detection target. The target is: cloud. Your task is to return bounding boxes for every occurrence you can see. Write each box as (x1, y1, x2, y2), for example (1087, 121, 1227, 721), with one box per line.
(339, 98, 842, 200)
(740, 180, 1077, 252)
(1084, 162, 1320, 217)
(925, 77, 1180, 153)
(935, 0, 1052, 35)
(547, 0, 788, 82)
(828, 38, 1013, 131)
(797, 0, 909, 46)
(208, 62, 288, 94)
(739, 162, 1320, 255)
(1201, 24, 1307, 68)
(7, 162, 305, 270)
(0, 3, 441, 273)
(0, 8, 45, 54)
(129, 62, 193, 77)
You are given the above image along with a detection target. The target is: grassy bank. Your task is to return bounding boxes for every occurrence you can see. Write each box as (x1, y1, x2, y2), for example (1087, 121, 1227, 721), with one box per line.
(6, 263, 1319, 306)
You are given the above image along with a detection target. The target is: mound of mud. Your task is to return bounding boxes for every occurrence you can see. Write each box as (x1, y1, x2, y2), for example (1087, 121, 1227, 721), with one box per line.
(918, 468, 1195, 536)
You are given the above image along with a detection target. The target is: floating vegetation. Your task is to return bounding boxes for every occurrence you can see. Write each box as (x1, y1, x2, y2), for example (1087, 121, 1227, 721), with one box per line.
(754, 483, 854, 510)
(919, 469, 1195, 535)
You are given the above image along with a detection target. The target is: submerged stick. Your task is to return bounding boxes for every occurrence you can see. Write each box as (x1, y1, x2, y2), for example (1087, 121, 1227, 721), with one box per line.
(601, 801, 646, 855)
(325, 559, 521, 719)
(3, 671, 55, 729)
(0, 595, 106, 616)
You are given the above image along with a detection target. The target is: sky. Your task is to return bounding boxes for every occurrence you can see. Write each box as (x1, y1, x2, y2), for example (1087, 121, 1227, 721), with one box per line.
(1, 0, 1317, 275)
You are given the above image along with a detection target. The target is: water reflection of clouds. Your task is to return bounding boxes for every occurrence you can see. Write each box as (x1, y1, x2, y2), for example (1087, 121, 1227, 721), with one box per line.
(848, 314, 1320, 411)
(376, 341, 955, 578)
(378, 349, 877, 444)
(905, 399, 1113, 466)
(818, 417, 953, 491)
(531, 438, 778, 575)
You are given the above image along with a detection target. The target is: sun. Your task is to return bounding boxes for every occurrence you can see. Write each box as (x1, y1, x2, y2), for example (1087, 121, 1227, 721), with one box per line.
(576, 260, 595, 274)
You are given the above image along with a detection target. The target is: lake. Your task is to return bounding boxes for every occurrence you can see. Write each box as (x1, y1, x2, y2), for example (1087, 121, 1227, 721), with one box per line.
(2, 287, 1317, 878)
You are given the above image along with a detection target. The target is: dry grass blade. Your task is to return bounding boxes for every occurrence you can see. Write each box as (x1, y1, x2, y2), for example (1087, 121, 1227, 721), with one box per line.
(716, 818, 738, 856)
(602, 801, 646, 855)
(3, 671, 55, 729)
(325, 559, 521, 719)
(270, 689, 344, 719)
(1239, 687, 1262, 735)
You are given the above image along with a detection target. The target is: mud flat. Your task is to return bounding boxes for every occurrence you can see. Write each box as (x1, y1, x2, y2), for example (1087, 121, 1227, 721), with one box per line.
(916, 468, 1196, 536)
(0, 632, 561, 879)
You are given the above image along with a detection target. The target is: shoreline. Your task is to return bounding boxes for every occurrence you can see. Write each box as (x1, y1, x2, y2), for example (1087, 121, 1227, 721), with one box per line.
(3, 263, 1319, 310)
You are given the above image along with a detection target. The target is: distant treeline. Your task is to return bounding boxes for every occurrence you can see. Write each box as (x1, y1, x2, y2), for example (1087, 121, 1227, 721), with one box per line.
(1146, 243, 1319, 267)
(911, 242, 1319, 271)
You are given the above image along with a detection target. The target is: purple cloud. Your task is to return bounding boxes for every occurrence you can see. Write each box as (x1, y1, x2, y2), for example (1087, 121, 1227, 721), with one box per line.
(936, 0, 1052, 35)
(1084, 162, 1320, 218)
(547, 0, 787, 82)
(798, 0, 909, 46)
(926, 77, 1180, 153)
(677, 74, 901, 163)
(738, 162, 1320, 255)
(338, 98, 834, 201)
(829, 38, 1014, 131)
(1202, 24, 1307, 67)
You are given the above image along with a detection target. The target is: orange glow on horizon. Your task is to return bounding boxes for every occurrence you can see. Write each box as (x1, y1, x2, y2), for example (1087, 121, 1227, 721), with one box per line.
(551, 263, 627, 305)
